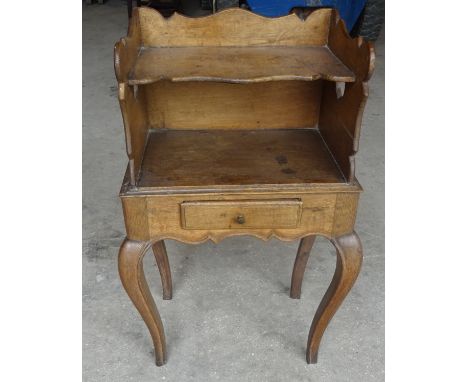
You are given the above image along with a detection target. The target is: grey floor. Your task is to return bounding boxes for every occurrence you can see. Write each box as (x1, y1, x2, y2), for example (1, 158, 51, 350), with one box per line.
(83, 1, 384, 381)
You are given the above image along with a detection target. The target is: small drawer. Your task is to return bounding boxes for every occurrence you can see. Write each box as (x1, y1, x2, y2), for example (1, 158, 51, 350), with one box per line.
(180, 199, 302, 230)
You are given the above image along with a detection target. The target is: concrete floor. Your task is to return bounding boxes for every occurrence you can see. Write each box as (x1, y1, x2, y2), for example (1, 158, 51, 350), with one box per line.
(83, 1, 384, 381)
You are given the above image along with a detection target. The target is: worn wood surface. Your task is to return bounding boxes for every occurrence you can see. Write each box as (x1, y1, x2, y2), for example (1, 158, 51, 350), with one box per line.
(129, 46, 355, 85)
(327, 9, 375, 82)
(119, 190, 359, 243)
(114, 7, 374, 186)
(314, 10, 375, 183)
(117, 84, 148, 185)
(146, 193, 337, 241)
(114, 13, 141, 83)
(290, 235, 316, 299)
(137, 7, 331, 47)
(319, 82, 368, 183)
(121, 193, 149, 240)
(181, 199, 302, 230)
(115, 8, 373, 86)
(138, 129, 345, 188)
(333, 193, 359, 235)
(306, 231, 363, 363)
(144, 81, 321, 130)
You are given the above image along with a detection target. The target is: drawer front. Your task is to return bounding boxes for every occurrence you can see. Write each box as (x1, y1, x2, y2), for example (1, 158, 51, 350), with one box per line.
(180, 199, 302, 230)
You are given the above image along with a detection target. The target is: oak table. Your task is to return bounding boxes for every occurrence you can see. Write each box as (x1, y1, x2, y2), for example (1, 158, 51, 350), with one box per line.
(114, 7, 374, 366)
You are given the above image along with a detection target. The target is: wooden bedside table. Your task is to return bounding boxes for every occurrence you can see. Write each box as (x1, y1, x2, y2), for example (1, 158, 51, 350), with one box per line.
(114, 7, 374, 366)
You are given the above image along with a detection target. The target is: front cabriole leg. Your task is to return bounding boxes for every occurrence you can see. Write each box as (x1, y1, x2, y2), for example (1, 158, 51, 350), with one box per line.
(306, 231, 363, 364)
(119, 238, 167, 366)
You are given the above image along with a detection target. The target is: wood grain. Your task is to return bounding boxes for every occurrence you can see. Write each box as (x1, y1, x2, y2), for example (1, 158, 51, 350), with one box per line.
(137, 7, 331, 47)
(129, 46, 355, 85)
(181, 199, 302, 230)
(149, 192, 336, 242)
(318, 82, 368, 183)
(333, 193, 359, 236)
(118, 83, 149, 185)
(119, 191, 343, 242)
(114, 7, 375, 186)
(327, 9, 375, 82)
(121, 195, 148, 239)
(138, 129, 345, 188)
(313, 10, 375, 183)
(144, 81, 322, 130)
(114, 13, 141, 83)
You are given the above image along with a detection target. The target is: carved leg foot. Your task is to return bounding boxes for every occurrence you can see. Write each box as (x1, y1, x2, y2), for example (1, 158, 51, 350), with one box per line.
(119, 239, 167, 366)
(290, 235, 316, 299)
(306, 231, 363, 364)
(152, 241, 173, 300)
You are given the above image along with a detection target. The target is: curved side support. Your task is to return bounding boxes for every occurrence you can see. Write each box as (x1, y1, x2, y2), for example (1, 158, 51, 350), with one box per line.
(306, 231, 363, 364)
(152, 241, 173, 300)
(290, 235, 316, 299)
(118, 238, 167, 366)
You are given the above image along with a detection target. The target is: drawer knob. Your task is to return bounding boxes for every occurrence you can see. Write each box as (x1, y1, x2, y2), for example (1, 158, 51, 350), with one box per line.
(236, 215, 245, 224)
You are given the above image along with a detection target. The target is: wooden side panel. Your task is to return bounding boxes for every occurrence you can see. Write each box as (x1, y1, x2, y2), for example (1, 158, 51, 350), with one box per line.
(144, 81, 321, 129)
(118, 84, 149, 185)
(114, 14, 141, 83)
(121, 196, 149, 240)
(318, 81, 368, 183)
(115, 15, 148, 186)
(332, 193, 359, 236)
(317, 10, 374, 183)
(181, 199, 302, 229)
(327, 9, 375, 82)
(137, 7, 331, 47)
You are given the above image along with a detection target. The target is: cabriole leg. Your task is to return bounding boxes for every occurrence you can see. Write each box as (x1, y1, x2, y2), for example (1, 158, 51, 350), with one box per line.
(152, 240, 173, 300)
(118, 238, 167, 366)
(306, 231, 363, 364)
(290, 235, 316, 299)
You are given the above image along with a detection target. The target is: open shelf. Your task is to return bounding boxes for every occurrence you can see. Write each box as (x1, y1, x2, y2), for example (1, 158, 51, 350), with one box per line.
(128, 46, 356, 85)
(137, 129, 345, 189)
(115, 7, 375, 187)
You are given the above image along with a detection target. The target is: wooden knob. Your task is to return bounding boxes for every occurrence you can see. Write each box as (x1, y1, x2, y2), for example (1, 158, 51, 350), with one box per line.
(236, 215, 245, 224)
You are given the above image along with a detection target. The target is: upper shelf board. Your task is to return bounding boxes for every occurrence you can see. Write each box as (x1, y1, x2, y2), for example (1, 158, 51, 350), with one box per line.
(115, 7, 375, 85)
(128, 46, 355, 85)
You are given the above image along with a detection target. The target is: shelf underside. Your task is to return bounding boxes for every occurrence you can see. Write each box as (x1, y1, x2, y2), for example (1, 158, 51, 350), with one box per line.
(138, 129, 346, 190)
(128, 46, 355, 85)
